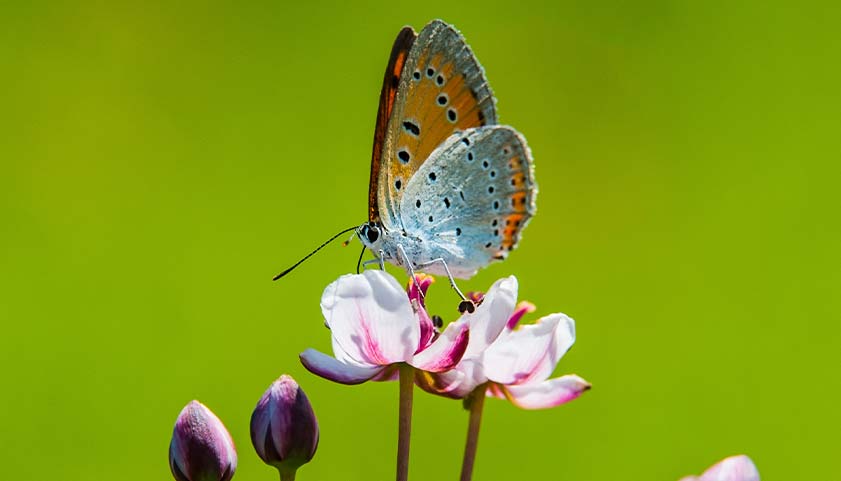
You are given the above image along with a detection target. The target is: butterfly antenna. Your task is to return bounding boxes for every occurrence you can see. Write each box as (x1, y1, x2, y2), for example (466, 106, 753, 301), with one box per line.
(341, 230, 357, 247)
(272, 226, 359, 281)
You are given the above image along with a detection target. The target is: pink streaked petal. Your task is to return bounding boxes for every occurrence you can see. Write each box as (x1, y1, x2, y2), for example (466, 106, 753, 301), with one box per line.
(698, 455, 760, 481)
(414, 369, 460, 397)
(500, 374, 591, 409)
(462, 276, 518, 358)
(299, 349, 386, 385)
(506, 301, 536, 330)
(414, 299, 435, 352)
(483, 314, 576, 385)
(411, 321, 469, 373)
(481, 321, 554, 385)
(415, 363, 477, 399)
(406, 274, 435, 307)
(320, 271, 419, 365)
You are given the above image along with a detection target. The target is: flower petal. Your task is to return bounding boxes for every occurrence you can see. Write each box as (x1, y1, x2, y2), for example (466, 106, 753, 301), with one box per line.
(411, 320, 469, 373)
(320, 270, 419, 366)
(494, 374, 591, 409)
(406, 274, 434, 307)
(415, 359, 482, 399)
(414, 369, 464, 398)
(371, 365, 399, 382)
(462, 276, 518, 358)
(414, 299, 435, 352)
(299, 349, 386, 385)
(698, 455, 760, 481)
(506, 301, 536, 330)
(483, 314, 576, 385)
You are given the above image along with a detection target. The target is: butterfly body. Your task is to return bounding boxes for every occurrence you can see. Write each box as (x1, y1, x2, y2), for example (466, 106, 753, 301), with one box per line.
(359, 20, 537, 281)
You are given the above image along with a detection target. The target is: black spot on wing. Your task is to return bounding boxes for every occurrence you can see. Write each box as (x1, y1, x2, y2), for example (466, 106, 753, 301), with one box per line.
(402, 120, 420, 136)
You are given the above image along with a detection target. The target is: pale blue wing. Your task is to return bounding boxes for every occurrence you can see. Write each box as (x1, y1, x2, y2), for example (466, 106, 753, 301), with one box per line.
(399, 125, 537, 276)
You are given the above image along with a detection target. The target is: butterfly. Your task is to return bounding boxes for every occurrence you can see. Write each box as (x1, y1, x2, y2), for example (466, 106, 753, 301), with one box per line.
(357, 20, 537, 282)
(275, 20, 537, 311)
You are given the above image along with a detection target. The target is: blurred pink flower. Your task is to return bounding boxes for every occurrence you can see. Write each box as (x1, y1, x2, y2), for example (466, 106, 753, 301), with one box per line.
(680, 455, 760, 481)
(299, 270, 471, 384)
(417, 285, 590, 410)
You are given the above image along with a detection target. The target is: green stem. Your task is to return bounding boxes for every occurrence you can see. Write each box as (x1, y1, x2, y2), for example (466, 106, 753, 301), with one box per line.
(396, 364, 414, 481)
(460, 385, 487, 481)
(279, 469, 296, 481)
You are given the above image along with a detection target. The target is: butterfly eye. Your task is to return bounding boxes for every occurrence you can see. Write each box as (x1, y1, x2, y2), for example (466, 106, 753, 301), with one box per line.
(366, 225, 380, 243)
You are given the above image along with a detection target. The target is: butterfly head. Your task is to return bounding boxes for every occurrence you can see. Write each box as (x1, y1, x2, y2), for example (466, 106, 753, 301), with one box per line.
(357, 221, 384, 251)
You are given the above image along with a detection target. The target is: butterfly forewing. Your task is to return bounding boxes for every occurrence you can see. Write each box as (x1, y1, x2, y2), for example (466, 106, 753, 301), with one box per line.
(376, 19, 498, 229)
(399, 126, 537, 277)
(368, 26, 416, 223)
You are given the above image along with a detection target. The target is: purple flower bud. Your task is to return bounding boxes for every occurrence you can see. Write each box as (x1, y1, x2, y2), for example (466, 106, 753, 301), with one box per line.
(250, 375, 319, 476)
(169, 401, 237, 481)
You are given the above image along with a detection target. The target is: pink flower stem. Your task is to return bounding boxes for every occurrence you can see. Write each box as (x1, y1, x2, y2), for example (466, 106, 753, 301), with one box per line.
(460, 385, 487, 481)
(397, 364, 414, 481)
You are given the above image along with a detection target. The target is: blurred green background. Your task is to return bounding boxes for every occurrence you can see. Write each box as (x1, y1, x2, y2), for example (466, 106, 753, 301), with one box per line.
(1, 1, 838, 480)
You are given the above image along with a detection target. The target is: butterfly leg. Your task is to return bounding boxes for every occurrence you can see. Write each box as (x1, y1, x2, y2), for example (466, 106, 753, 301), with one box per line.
(360, 259, 379, 271)
(415, 258, 475, 314)
(359, 249, 387, 272)
(396, 244, 425, 300)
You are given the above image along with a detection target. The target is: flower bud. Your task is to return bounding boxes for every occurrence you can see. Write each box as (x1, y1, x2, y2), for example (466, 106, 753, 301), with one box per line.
(169, 400, 237, 481)
(250, 375, 319, 476)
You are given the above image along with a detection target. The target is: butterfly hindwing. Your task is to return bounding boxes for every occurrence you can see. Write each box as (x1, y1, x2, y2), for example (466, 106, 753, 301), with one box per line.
(399, 125, 537, 277)
(375, 19, 498, 229)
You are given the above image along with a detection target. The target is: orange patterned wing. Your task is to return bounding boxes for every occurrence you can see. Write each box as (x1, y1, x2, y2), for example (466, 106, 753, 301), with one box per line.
(376, 19, 498, 229)
(368, 26, 417, 223)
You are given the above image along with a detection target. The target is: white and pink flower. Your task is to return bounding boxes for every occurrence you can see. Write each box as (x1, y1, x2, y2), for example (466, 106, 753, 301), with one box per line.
(417, 284, 590, 410)
(300, 270, 589, 409)
(299, 270, 474, 384)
